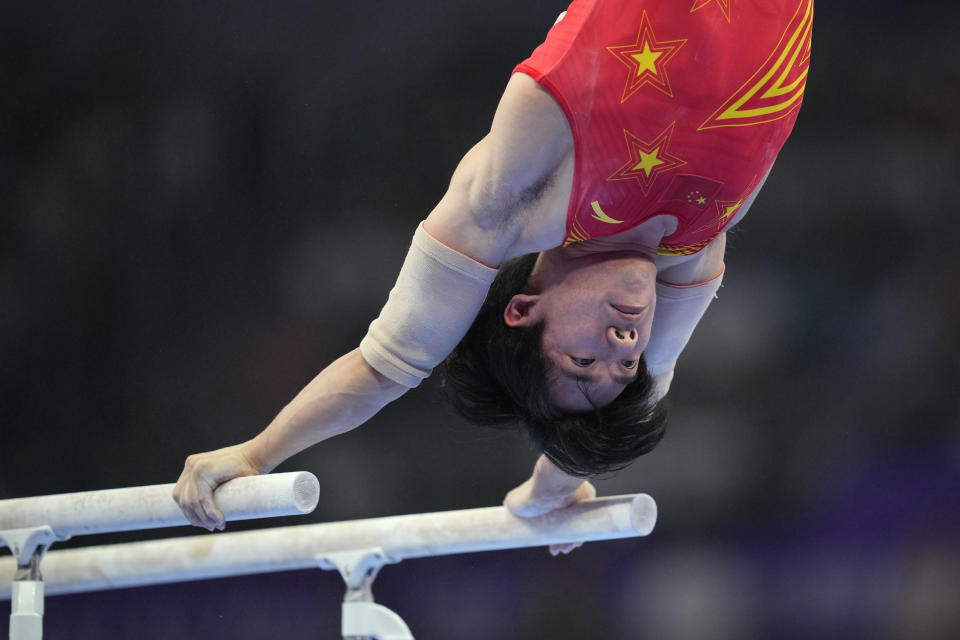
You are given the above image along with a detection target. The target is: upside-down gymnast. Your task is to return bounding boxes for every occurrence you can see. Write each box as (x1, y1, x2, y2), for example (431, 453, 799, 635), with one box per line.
(175, 0, 814, 554)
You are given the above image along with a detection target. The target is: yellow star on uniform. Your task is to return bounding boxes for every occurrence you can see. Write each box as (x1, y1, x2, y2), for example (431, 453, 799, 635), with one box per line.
(693, 198, 741, 235)
(719, 200, 743, 223)
(634, 149, 665, 175)
(697, 196, 707, 205)
(690, 0, 731, 23)
(608, 122, 687, 196)
(632, 44, 662, 76)
(607, 11, 687, 102)
(705, 176, 760, 233)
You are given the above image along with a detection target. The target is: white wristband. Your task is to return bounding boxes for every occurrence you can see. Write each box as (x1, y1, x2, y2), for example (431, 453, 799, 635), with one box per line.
(359, 223, 499, 388)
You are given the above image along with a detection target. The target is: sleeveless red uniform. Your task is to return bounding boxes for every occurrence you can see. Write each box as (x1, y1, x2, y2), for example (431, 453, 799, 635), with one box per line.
(515, 0, 813, 255)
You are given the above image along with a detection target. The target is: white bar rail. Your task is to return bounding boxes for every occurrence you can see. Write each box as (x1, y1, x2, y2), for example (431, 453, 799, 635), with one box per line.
(0, 493, 656, 598)
(0, 472, 320, 539)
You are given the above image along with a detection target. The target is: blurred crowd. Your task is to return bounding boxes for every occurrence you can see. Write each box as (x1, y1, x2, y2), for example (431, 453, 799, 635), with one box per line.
(1, 1, 957, 638)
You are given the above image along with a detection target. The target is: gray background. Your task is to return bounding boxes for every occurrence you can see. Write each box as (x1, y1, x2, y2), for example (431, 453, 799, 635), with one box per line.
(2, 1, 958, 638)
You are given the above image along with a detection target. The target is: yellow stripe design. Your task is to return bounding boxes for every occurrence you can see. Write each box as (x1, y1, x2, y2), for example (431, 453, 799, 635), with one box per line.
(562, 219, 593, 246)
(699, 0, 813, 130)
(657, 238, 712, 256)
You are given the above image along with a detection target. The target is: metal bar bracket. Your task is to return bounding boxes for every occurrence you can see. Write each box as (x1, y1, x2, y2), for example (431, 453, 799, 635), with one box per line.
(1, 528, 63, 640)
(317, 548, 414, 640)
(0, 527, 62, 568)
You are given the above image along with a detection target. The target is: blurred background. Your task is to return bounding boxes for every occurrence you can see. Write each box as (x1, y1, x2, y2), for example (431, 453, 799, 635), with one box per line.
(1, 1, 958, 638)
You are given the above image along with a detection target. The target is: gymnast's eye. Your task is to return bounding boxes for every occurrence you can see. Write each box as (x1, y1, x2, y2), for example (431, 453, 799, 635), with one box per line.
(621, 360, 638, 369)
(570, 357, 595, 367)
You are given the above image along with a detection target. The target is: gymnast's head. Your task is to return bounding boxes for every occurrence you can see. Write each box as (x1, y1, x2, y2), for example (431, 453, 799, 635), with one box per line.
(441, 250, 667, 477)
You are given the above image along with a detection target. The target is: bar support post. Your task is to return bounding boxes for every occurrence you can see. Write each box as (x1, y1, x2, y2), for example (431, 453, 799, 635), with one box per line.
(318, 548, 413, 640)
(5, 538, 54, 640)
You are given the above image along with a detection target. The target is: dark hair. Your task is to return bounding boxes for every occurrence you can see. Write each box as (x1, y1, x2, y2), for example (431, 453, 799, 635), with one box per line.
(441, 253, 668, 477)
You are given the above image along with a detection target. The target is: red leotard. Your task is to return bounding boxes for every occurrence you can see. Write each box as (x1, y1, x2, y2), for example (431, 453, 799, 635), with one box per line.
(515, 0, 813, 255)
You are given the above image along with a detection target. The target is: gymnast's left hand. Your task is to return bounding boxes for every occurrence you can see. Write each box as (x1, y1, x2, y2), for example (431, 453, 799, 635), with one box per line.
(504, 475, 597, 556)
(173, 442, 264, 531)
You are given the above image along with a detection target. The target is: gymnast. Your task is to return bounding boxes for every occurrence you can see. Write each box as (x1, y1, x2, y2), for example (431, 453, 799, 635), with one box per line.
(174, 0, 813, 554)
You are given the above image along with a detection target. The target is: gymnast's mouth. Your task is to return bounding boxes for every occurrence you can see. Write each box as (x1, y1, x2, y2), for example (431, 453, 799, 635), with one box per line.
(610, 303, 644, 315)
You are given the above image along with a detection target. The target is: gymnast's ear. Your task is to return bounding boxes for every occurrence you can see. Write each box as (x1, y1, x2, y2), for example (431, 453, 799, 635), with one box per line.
(503, 294, 540, 327)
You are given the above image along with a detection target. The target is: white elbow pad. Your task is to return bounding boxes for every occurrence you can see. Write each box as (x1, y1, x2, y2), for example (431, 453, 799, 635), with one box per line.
(359, 223, 498, 388)
(645, 266, 724, 400)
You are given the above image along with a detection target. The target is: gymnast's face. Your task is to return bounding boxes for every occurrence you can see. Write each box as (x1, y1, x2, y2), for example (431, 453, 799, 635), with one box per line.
(503, 249, 657, 411)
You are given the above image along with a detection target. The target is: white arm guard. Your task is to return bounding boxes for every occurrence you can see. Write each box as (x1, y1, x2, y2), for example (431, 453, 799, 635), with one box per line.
(645, 266, 725, 401)
(359, 223, 499, 388)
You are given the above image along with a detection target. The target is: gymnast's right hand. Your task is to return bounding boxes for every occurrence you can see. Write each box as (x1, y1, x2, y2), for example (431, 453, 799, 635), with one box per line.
(173, 442, 264, 531)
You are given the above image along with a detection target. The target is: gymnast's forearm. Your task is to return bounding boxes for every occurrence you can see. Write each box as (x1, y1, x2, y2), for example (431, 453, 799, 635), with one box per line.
(174, 348, 406, 529)
(243, 348, 408, 472)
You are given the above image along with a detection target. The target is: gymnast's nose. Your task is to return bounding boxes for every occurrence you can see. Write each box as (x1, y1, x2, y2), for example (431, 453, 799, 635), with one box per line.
(608, 326, 638, 350)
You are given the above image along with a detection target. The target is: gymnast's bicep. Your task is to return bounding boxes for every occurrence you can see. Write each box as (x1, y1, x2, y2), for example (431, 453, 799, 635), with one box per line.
(424, 73, 573, 267)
